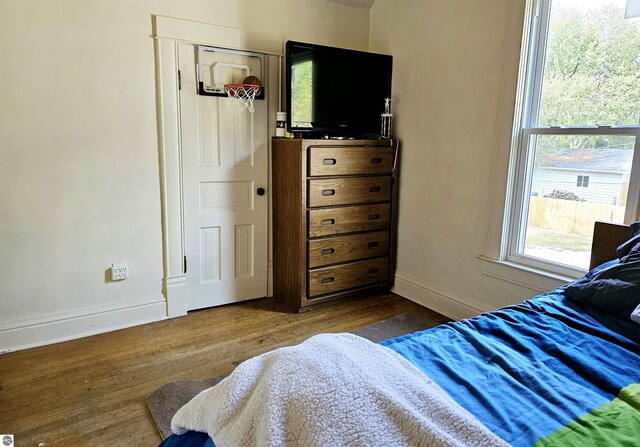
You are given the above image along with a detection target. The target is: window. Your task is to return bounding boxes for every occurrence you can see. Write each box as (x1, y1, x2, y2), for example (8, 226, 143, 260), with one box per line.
(508, 0, 640, 275)
(576, 175, 589, 188)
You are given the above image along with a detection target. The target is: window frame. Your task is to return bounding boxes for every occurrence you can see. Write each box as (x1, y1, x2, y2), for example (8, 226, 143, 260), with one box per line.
(506, 0, 640, 277)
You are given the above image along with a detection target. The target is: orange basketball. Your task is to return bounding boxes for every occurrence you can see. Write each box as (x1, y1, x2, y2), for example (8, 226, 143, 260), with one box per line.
(243, 75, 262, 87)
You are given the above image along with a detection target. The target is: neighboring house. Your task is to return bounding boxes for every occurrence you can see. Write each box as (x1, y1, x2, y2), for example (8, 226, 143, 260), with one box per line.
(531, 148, 632, 205)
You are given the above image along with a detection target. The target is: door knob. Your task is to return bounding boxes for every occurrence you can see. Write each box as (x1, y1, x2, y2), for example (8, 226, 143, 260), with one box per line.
(256, 187, 266, 196)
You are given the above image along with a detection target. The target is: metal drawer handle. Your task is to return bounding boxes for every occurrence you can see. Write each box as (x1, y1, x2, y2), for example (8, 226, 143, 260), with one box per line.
(322, 219, 336, 226)
(322, 189, 336, 196)
(369, 186, 381, 193)
(321, 248, 335, 255)
(321, 277, 335, 284)
(371, 157, 382, 164)
(368, 214, 380, 220)
(367, 268, 379, 275)
(323, 158, 337, 165)
(368, 241, 380, 248)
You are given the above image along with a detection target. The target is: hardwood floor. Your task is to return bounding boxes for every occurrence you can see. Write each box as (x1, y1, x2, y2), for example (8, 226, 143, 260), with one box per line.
(0, 293, 449, 447)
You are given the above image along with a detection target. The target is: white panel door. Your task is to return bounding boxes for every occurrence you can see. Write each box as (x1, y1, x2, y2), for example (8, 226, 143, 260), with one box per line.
(179, 44, 268, 310)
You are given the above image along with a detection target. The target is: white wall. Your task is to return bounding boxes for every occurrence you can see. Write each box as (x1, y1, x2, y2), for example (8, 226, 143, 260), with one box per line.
(369, 0, 558, 317)
(0, 0, 370, 352)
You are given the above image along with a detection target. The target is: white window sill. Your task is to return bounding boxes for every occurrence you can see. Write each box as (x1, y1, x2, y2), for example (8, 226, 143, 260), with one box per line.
(477, 255, 575, 294)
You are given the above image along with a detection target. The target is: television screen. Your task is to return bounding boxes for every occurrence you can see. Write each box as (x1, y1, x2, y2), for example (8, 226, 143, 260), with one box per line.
(286, 41, 392, 136)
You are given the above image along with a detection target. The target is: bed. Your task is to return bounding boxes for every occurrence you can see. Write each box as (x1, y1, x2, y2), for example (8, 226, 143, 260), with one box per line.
(159, 221, 640, 446)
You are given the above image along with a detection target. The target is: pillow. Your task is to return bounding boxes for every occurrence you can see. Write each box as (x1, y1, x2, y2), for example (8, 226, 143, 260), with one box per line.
(565, 278, 640, 320)
(615, 221, 640, 258)
(565, 223, 640, 321)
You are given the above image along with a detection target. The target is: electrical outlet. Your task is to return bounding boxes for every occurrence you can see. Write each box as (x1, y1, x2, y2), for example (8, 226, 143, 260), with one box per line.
(111, 263, 129, 281)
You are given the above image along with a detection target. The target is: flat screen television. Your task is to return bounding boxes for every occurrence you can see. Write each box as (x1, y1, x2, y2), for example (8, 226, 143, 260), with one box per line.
(286, 41, 392, 137)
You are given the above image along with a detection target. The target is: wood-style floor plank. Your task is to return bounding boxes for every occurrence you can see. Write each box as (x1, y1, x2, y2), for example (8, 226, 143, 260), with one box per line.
(0, 293, 449, 447)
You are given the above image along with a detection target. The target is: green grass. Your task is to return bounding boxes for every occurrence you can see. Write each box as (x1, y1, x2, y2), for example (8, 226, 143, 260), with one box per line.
(525, 226, 592, 252)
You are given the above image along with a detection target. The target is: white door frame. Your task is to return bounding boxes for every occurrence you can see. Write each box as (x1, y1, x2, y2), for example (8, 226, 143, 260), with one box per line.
(152, 15, 282, 317)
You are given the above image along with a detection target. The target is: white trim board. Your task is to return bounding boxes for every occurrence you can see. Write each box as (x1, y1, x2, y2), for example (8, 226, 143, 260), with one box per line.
(152, 15, 283, 56)
(0, 296, 166, 353)
(166, 275, 188, 318)
(0, 294, 165, 331)
(392, 272, 490, 321)
(478, 255, 567, 294)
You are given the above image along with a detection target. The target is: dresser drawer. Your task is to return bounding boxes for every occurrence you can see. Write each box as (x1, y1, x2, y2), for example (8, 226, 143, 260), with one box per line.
(308, 257, 389, 297)
(308, 176, 391, 208)
(308, 203, 390, 237)
(308, 231, 389, 268)
(308, 146, 393, 176)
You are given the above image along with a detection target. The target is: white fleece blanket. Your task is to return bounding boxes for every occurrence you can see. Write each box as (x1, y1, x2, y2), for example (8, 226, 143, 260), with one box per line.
(632, 303, 640, 324)
(171, 333, 509, 447)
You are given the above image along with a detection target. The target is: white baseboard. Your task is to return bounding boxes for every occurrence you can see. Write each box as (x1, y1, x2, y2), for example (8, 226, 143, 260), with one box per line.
(0, 296, 167, 353)
(392, 272, 491, 321)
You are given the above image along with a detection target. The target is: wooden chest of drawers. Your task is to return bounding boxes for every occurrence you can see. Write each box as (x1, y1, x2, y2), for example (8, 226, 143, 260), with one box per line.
(272, 138, 399, 311)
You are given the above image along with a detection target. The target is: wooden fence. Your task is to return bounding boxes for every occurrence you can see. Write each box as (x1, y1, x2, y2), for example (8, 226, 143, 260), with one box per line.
(527, 197, 625, 236)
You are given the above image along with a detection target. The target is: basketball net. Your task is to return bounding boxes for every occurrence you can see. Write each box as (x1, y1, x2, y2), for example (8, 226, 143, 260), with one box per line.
(224, 84, 261, 113)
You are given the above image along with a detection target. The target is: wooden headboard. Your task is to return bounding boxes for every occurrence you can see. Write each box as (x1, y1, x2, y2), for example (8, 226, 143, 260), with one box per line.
(589, 221, 633, 270)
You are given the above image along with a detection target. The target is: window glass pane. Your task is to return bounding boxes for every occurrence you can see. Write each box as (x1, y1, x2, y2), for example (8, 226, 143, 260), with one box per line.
(520, 134, 635, 269)
(538, 0, 640, 126)
(291, 57, 313, 128)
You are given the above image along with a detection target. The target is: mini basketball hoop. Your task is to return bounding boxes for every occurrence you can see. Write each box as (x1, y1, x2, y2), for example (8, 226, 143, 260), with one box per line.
(224, 84, 262, 112)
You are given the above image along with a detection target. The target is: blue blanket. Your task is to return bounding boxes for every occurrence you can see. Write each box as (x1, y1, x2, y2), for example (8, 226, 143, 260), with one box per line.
(160, 278, 640, 446)
(381, 290, 640, 446)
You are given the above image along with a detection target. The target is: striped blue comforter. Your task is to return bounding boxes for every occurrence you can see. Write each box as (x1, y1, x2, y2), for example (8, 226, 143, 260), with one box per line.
(160, 270, 640, 446)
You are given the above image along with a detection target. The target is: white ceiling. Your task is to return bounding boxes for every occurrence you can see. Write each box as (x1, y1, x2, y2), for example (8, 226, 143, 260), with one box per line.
(324, 0, 376, 9)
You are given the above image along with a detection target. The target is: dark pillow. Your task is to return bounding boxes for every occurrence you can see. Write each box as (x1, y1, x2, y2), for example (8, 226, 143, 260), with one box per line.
(615, 221, 640, 258)
(565, 278, 640, 319)
(565, 223, 640, 320)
